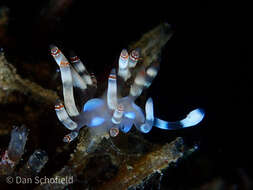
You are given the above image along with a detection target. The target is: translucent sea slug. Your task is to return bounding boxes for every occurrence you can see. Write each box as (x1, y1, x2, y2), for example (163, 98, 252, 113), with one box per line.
(50, 46, 205, 143)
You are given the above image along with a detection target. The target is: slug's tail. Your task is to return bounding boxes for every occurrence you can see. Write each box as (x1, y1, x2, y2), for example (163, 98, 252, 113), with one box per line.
(154, 108, 205, 130)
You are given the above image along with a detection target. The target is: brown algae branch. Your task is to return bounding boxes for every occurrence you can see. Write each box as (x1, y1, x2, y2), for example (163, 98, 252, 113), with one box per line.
(97, 137, 196, 190)
(0, 53, 59, 105)
(129, 23, 173, 68)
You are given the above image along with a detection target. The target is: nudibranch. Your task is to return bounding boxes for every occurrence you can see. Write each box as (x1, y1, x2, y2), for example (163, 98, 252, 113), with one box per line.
(50, 46, 205, 143)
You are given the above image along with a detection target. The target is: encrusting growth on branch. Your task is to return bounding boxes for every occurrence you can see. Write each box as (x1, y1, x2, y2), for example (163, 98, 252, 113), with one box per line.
(97, 137, 197, 190)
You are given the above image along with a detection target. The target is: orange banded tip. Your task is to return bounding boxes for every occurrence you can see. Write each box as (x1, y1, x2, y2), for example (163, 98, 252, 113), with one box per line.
(60, 61, 70, 67)
(70, 56, 80, 63)
(117, 104, 124, 111)
(130, 50, 140, 61)
(109, 74, 116, 79)
(120, 49, 129, 59)
(109, 127, 119, 137)
(63, 135, 71, 143)
(54, 104, 64, 110)
(50, 47, 60, 56)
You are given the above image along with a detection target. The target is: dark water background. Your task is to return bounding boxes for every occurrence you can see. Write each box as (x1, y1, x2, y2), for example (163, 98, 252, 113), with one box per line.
(0, 0, 252, 189)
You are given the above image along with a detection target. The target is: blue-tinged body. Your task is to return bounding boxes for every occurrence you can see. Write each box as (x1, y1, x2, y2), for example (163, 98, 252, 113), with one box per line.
(80, 96, 205, 134)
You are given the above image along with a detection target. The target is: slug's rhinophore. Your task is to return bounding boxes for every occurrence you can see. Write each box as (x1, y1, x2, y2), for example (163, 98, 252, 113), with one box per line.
(51, 46, 205, 143)
(118, 49, 130, 81)
(129, 49, 140, 68)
